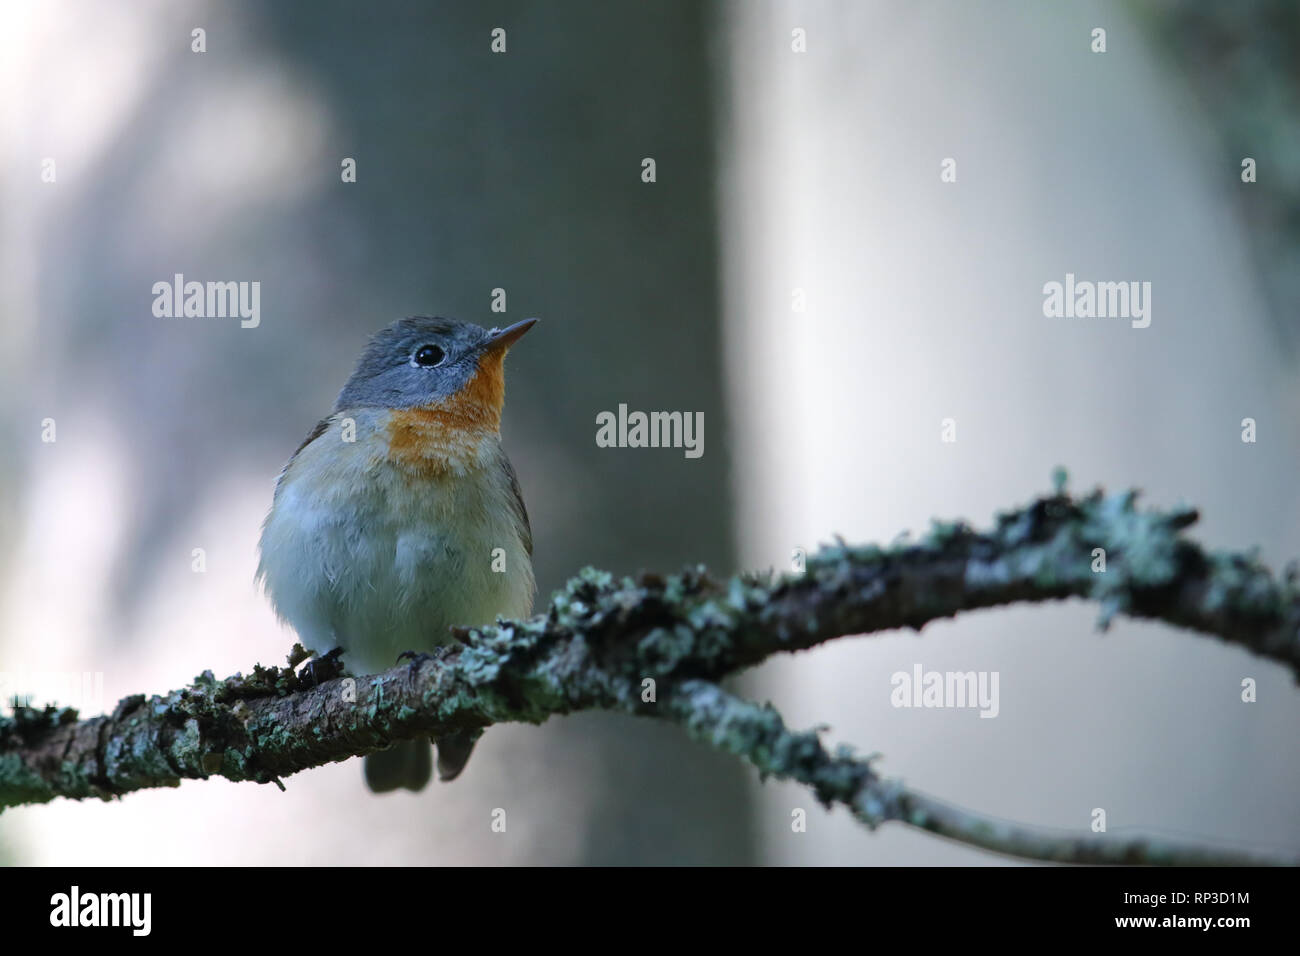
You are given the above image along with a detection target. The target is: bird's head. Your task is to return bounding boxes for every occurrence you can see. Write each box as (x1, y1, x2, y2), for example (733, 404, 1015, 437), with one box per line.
(335, 316, 536, 426)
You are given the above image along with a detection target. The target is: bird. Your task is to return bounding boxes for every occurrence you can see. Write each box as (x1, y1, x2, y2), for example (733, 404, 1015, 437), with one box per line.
(257, 316, 537, 792)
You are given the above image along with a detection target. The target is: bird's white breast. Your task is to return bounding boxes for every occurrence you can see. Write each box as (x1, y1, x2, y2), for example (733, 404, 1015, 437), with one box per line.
(257, 409, 535, 675)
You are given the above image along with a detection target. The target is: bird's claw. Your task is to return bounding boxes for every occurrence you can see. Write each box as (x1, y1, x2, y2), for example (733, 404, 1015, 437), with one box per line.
(301, 647, 346, 687)
(396, 649, 440, 677)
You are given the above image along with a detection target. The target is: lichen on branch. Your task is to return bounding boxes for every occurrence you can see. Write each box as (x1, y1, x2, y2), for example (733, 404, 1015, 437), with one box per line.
(1, 484, 1296, 865)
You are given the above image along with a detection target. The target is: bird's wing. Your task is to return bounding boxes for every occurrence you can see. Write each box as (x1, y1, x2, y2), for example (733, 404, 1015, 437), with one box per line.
(501, 454, 533, 557)
(273, 416, 331, 498)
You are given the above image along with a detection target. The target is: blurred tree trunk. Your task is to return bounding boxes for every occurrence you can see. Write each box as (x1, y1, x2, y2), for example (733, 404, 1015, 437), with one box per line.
(260, 0, 754, 863)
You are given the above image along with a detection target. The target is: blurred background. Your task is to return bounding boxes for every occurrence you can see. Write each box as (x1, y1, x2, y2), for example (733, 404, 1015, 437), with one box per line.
(1, 0, 1297, 865)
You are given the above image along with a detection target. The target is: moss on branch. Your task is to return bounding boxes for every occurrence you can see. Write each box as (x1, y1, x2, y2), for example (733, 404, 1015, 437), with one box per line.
(2, 483, 1296, 865)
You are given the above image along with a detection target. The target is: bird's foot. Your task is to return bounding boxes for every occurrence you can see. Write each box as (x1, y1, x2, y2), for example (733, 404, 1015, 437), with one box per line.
(396, 647, 453, 677)
(301, 647, 346, 687)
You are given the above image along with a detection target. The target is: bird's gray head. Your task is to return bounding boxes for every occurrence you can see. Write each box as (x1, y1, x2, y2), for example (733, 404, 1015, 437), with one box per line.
(334, 316, 536, 411)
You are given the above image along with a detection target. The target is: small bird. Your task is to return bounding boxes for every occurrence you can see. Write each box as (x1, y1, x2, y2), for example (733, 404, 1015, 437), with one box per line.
(257, 316, 537, 792)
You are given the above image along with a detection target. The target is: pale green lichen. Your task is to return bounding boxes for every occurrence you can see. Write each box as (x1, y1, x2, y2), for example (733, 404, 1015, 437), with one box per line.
(3, 479, 1298, 850)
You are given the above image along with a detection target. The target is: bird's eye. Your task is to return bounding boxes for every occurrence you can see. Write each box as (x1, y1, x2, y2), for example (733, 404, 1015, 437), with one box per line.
(413, 345, 446, 367)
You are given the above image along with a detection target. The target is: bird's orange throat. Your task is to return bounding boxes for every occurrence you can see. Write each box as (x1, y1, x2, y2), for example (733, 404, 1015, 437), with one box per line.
(385, 351, 507, 475)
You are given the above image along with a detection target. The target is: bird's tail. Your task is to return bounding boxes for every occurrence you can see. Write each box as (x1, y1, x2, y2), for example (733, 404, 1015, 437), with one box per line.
(364, 738, 433, 793)
(362, 732, 479, 792)
(434, 730, 478, 782)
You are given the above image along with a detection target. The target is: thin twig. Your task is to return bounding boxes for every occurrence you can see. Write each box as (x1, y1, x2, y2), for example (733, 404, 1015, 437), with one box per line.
(1, 486, 1296, 865)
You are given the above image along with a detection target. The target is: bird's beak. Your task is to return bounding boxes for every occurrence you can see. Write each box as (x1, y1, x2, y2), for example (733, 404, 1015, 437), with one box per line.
(481, 318, 538, 353)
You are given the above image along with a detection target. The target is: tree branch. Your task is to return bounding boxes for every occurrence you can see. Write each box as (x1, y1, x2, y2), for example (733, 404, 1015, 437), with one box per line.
(2, 485, 1297, 865)
(666, 681, 1285, 865)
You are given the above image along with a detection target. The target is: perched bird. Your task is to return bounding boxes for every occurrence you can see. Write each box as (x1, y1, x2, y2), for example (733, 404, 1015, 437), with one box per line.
(257, 316, 537, 792)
